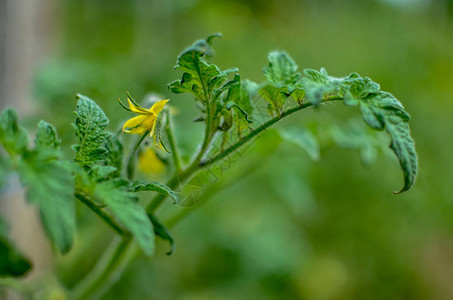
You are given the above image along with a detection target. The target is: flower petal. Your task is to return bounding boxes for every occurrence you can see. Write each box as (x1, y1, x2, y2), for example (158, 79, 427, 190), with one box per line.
(122, 115, 149, 134)
(150, 99, 169, 116)
(128, 99, 151, 115)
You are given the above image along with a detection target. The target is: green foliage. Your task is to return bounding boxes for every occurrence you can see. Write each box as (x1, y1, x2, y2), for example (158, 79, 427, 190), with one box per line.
(168, 33, 228, 101)
(131, 181, 178, 204)
(256, 51, 417, 192)
(260, 51, 303, 114)
(0, 108, 29, 156)
(0, 107, 76, 254)
(35, 120, 61, 152)
(0, 155, 10, 188)
(73, 94, 111, 166)
(0, 218, 32, 277)
(19, 151, 75, 254)
(148, 214, 175, 255)
(0, 32, 421, 299)
(104, 134, 124, 178)
(95, 180, 155, 256)
(263, 51, 301, 86)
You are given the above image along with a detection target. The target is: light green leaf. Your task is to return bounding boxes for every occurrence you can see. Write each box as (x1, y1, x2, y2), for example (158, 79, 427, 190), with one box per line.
(0, 107, 29, 156)
(73, 94, 110, 166)
(131, 181, 178, 204)
(263, 51, 301, 86)
(18, 152, 75, 254)
(95, 181, 154, 256)
(302, 68, 340, 105)
(35, 120, 61, 151)
(259, 84, 289, 115)
(280, 127, 320, 161)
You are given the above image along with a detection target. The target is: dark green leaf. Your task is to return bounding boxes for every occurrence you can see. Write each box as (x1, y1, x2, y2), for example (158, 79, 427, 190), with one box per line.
(0, 218, 32, 277)
(148, 214, 175, 255)
(131, 181, 178, 204)
(73, 95, 110, 166)
(0, 155, 10, 188)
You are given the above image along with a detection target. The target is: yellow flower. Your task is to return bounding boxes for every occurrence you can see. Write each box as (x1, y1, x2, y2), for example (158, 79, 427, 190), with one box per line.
(121, 97, 169, 137)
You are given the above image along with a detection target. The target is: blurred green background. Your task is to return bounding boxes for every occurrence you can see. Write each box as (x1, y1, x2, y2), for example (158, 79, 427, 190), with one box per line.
(3, 0, 453, 299)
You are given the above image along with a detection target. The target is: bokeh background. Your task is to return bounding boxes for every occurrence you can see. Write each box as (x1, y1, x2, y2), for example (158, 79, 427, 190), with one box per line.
(1, 0, 453, 299)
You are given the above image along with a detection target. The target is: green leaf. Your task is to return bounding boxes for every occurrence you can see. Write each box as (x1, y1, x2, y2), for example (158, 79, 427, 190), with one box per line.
(263, 51, 301, 86)
(35, 120, 61, 151)
(168, 33, 241, 109)
(169, 34, 222, 101)
(18, 152, 75, 254)
(89, 165, 117, 182)
(302, 68, 340, 105)
(73, 94, 110, 166)
(259, 84, 289, 115)
(0, 107, 29, 156)
(360, 105, 385, 130)
(348, 86, 417, 192)
(0, 155, 10, 188)
(104, 134, 124, 178)
(291, 85, 305, 104)
(0, 217, 32, 277)
(224, 75, 254, 129)
(131, 181, 178, 204)
(386, 119, 417, 193)
(95, 181, 154, 256)
(279, 127, 320, 161)
(148, 214, 175, 255)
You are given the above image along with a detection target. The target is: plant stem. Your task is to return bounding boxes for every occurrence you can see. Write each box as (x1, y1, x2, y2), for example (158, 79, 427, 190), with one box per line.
(70, 236, 133, 300)
(75, 193, 126, 235)
(126, 132, 148, 180)
(165, 114, 182, 172)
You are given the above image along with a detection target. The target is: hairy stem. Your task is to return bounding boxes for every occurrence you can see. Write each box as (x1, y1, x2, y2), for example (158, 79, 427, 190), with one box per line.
(200, 99, 341, 168)
(126, 132, 148, 180)
(165, 114, 182, 172)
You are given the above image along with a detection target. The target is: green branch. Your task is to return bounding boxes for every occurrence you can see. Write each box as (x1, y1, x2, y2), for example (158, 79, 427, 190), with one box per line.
(70, 237, 133, 300)
(126, 132, 148, 180)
